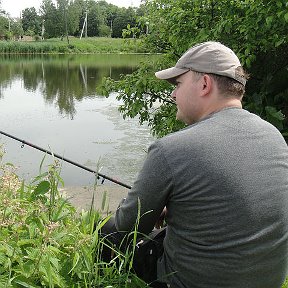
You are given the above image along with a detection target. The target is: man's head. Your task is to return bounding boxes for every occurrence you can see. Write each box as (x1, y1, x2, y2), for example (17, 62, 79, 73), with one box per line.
(155, 41, 247, 86)
(155, 42, 248, 124)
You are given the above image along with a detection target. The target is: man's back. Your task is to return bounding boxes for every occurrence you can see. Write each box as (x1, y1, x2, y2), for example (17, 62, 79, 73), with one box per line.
(156, 107, 288, 287)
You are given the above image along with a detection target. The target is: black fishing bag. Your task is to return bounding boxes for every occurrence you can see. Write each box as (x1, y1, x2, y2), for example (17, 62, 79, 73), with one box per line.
(133, 227, 167, 288)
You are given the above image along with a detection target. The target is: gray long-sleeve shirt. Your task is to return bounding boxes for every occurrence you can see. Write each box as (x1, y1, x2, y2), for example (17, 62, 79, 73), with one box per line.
(115, 107, 288, 288)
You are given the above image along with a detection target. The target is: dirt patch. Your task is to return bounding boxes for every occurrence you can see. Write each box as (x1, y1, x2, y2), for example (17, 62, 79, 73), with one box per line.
(60, 185, 129, 214)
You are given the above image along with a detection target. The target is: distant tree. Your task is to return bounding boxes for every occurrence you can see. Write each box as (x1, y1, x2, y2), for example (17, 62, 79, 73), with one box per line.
(112, 7, 136, 38)
(67, 1, 81, 36)
(56, 0, 70, 41)
(11, 19, 24, 39)
(40, 0, 61, 38)
(105, 3, 118, 34)
(86, 1, 102, 36)
(69, 0, 86, 36)
(0, 15, 8, 36)
(98, 24, 110, 37)
(21, 7, 41, 36)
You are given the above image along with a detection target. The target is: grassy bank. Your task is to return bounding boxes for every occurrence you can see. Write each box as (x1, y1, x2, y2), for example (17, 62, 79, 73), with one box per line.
(0, 146, 146, 287)
(0, 37, 147, 54)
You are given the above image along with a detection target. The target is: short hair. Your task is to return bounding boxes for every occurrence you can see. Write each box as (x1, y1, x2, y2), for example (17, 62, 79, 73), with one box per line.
(193, 68, 249, 99)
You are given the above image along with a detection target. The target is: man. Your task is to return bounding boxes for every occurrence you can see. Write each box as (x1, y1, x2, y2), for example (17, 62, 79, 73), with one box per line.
(104, 42, 288, 287)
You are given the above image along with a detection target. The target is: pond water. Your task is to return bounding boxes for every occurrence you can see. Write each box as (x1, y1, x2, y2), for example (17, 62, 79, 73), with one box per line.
(0, 54, 156, 189)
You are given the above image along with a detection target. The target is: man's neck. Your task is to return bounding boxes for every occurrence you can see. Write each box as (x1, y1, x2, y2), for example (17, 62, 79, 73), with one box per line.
(201, 98, 242, 120)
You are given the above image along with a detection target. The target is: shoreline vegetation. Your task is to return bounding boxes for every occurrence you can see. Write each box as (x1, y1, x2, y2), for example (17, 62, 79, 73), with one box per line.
(0, 37, 148, 54)
(0, 147, 147, 287)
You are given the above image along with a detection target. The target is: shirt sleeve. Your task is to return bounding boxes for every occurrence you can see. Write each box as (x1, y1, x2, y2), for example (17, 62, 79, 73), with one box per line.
(115, 140, 173, 235)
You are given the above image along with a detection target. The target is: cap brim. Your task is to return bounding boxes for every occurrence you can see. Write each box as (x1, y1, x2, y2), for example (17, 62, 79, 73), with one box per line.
(155, 67, 189, 83)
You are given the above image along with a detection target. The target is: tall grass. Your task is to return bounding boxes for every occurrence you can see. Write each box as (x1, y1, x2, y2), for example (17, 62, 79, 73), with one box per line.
(0, 146, 147, 287)
(0, 37, 147, 54)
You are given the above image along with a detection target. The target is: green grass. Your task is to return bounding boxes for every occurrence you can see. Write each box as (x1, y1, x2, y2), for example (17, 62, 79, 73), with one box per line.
(0, 145, 147, 287)
(0, 37, 147, 54)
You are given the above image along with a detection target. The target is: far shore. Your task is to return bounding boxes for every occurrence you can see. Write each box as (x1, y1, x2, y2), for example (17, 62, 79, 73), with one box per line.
(0, 37, 146, 54)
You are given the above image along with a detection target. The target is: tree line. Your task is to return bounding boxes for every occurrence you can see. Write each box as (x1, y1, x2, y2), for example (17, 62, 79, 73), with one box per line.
(0, 0, 146, 39)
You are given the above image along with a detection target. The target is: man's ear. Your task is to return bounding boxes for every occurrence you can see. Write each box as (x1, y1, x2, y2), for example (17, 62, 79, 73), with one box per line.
(201, 74, 213, 96)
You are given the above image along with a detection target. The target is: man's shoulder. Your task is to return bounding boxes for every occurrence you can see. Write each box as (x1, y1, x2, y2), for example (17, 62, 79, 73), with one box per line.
(156, 108, 286, 148)
(154, 124, 204, 152)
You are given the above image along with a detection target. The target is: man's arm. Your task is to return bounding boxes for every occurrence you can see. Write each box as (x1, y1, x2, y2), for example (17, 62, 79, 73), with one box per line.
(115, 140, 173, 235)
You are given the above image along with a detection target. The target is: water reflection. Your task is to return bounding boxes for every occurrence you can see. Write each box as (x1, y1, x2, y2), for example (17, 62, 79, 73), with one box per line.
(0, 54, 143, 119)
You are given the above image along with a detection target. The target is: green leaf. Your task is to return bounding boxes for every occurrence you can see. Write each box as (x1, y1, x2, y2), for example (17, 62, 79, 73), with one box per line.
(13, 278, 38, 288)
(0, 275, 10, 287)
(51, 199, 70, 221)
(49, 255, 60, 270)
(69, 252, 80, 273)
(265, 106, 285, 121)
(33, 180, 50, 197)
(265, 16, 273, 27)
(275, 39, 284, 47)
(17, 239, 37, 247)
(276, 1, 283, 8)
(284, 12, 288, 22)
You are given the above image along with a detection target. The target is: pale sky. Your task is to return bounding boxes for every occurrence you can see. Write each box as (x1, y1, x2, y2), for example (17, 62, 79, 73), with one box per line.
(1, 0, 142, 18)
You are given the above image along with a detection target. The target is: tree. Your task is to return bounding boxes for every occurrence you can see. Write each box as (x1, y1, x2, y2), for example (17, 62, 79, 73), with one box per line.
(70, 0, 87, 36)
(104, 3, 118, 37)
(11, 19, 24, 39)
(21, 7, 41, 36)
(112, 7, 136, 38)
(56, 0, 70, 42)
(66, 1, 81, 36)
(40, 0, 61, 38)
(86, 1, 103, 37)
(102, 0, 288, 139)
(0, 15, 8, 36)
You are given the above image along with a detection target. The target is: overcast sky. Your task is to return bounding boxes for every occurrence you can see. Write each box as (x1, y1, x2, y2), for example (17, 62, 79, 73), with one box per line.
(1, 0, 142, 18)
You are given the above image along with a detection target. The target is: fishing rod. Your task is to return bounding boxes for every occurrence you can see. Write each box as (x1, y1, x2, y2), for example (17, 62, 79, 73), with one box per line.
(0, 130, 132, 189)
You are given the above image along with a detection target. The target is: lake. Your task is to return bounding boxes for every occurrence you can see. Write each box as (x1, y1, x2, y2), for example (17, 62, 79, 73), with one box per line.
(0, 54, 156, 189)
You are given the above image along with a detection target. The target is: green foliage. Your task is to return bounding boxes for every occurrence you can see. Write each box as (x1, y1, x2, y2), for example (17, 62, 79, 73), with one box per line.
(41, 0, 62, 39)
(112, 7, 137, 38)
(37, 0, 145, 39)
(100, 57, 184, 137)
(0, 14, 9, 35)
(0, 37, 145, 54)
(0, 1, 148, 40)
(0, 150, 147, 287)
(103, 0, 288, 139)
(98, 24, 111, 37)
(21, 7, 42, 36)
(122, 24, 141, 39)
(0, 15, 23, 40)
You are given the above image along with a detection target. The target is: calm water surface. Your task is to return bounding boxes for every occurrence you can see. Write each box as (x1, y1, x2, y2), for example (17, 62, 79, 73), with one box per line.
(0, 54, 156, 188)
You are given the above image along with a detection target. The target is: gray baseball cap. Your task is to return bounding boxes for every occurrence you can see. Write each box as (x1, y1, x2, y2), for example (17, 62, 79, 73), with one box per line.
(155, 41, 246, 85)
